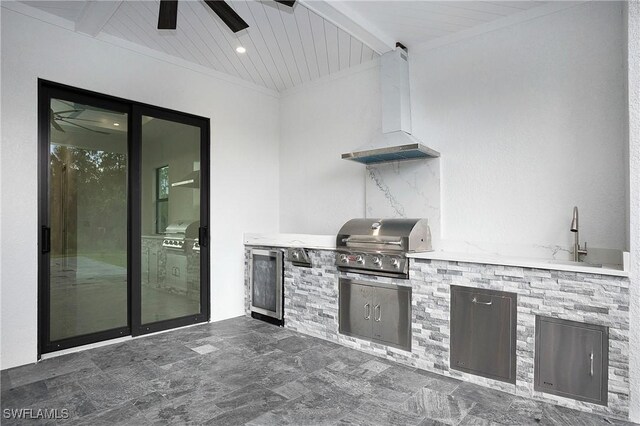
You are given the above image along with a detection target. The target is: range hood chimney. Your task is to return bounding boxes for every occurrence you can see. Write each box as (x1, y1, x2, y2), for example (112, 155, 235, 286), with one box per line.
(342, 44, 440, 165)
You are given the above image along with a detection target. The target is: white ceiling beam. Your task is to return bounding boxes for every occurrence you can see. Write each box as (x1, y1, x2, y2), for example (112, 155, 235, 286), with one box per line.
(75, 1, 123, 37)
(410, 1, 585, 55)
(299, 0, 395, 54)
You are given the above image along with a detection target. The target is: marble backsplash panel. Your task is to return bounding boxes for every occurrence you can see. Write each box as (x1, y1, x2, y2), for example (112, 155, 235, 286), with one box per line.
(365, 158, 441, 246)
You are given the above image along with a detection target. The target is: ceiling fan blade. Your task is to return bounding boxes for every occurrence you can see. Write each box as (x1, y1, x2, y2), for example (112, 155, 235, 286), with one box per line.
(274, 1, 295, 7)
(50, 108, 65, 132)
(204, 1, 248, 33)
(56, 117, 103, 123)
(51, 119, 65, 133)
(158, 0, 178, 30)
(54, 109, 84, 115)
(58, 119, 111, 135)
(51, 120, 65, 132)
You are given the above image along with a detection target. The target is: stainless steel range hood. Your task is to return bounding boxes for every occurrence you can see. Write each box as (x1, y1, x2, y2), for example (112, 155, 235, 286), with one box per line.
(342, 46, 440, 165)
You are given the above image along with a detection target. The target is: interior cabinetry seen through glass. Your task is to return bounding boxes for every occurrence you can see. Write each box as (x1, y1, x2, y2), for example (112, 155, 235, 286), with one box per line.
(156, 165, 169, 234)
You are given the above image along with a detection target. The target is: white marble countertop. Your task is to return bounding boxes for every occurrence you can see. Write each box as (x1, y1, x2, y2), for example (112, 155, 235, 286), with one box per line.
(244, 233, 628, 277)
(244, 233, 336, 250)
(407, 251, 629, 277)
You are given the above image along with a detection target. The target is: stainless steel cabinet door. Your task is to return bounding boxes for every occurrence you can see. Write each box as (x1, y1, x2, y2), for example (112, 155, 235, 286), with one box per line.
(450, 286, 516, 383)
(535, 317, 608, 405)
(166, 253, 187, 292)
(339, 279, 373, 339)
(372, 286, 411, 350)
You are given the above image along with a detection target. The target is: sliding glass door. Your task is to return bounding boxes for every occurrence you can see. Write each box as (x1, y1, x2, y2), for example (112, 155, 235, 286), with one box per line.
(135, 106, 209, 333)
(39, 81, 209, 354)
(42, 93, 130, 350)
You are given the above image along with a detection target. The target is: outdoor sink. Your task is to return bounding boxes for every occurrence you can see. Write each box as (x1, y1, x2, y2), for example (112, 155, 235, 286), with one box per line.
(547, 259, 603, 268)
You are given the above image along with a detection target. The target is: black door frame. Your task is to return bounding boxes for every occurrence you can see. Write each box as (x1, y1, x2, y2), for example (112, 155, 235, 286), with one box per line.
(38, 80, 210, 356)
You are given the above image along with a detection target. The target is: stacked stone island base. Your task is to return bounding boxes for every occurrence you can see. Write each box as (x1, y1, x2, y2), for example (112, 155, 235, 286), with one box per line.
(244, 247, 631, 420)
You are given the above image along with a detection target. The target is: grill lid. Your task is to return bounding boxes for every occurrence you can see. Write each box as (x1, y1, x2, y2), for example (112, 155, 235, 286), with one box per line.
(336, 218, 431, 253)
(165, 220, 200, 239)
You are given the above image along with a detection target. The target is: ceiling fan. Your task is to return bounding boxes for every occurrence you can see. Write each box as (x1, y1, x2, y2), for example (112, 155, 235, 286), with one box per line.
(50, 101, 113, 135)
(158, 0, 296, 32)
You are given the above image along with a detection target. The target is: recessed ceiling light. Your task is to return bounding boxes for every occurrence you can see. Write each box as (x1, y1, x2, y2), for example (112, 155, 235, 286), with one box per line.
(113, 122, 120, 126)
(236, 46, 246, 54)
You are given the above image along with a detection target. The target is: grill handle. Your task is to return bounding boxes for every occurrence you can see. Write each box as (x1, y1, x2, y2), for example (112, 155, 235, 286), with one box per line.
(199, 226, 208, 248)
(341, 237, 403, 246)
(42, 226, 51, 254)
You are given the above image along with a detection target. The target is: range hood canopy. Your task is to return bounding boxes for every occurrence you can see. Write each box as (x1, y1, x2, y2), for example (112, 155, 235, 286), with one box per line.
(342, 44, 440, 165)
(341, 133, 439, 165)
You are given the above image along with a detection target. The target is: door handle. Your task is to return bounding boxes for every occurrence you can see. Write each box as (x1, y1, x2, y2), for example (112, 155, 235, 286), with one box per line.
(364, 303, 370, 320)
(374, 304, 381, 322)
(590, 353, 594, 377)
(472, 297, 492, 306)
(199, 226, 208, 248)
(42, 226, 51, 254)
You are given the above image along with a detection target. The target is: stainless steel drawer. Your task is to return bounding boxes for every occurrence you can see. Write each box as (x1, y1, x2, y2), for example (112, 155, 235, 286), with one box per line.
(450, 286, 517, 384)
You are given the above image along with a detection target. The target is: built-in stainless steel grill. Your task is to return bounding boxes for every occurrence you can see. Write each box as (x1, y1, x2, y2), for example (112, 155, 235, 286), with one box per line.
(162, 220, 200, 251)
(335, 218, 432, 278)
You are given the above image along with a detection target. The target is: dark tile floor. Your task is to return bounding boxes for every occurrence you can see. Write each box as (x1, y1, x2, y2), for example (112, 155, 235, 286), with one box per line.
(1, 317, 636, 425)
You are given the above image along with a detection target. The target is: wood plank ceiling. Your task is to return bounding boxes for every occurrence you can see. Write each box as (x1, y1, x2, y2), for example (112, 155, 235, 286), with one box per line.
(21, 0, 377, 92)
(19, 1, 551, 92)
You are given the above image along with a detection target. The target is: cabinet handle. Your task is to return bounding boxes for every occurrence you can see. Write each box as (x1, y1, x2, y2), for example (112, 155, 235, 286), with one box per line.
(472, 297, 492, 306)
(374, 304, 381, 322)
(364, 303, 370, 320)
(590, 353, 594, 377)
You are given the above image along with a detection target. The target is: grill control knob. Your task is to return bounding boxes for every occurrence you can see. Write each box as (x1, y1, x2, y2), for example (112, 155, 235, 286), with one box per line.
(340, 254, 348, 263)
(356, 255, 365, 264)
(293, 252, 300, 260)
(391, 258, 400, 268)
(372, 256, 382, 266)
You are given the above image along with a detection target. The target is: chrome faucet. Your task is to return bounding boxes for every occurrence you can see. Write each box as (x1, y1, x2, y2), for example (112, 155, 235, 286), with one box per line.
(570, 206, 587, 262)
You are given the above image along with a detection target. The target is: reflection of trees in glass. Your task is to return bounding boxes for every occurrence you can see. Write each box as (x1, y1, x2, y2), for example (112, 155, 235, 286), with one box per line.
(156, 165, 169, 234)
(158, 166, 169, 199)
(50, 145, 127, 266)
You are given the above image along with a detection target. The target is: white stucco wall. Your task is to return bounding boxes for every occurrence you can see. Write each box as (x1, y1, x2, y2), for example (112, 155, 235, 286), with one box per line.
(410, 1, 626, 253)
(279, 62, 380, 235)
(280, 2, 627, 256)
(0, 9, 280, 369)
(626, 1, 640, 422)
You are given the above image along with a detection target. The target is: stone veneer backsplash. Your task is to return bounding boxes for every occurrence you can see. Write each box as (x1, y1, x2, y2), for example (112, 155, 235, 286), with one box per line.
(244, 247, 630, 420)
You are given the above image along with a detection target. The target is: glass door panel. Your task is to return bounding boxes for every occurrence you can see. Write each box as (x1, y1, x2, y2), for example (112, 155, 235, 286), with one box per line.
(48, 98, 128, 342)
(140, 115, 202, 324)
